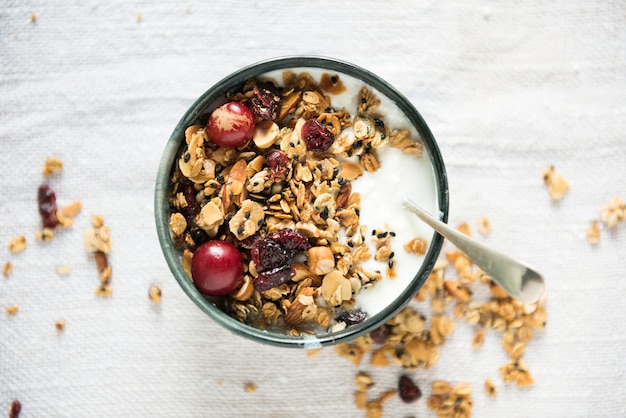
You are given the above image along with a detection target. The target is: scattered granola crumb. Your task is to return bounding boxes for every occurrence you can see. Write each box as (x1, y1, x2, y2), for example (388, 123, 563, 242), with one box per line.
(305, 348, 322, 357)
(3, 261, 13, 278)
(477, 217, 491, 236)
(471, 329, 485, 349)
(8, 236, 27, 254)
(61, 201, 83, 219)
(30, 13, 37, 23)
(329, 221, 547, 416)
(136, 14, 142, 23)
(148, 284, 162, 303)
(42, 157, 63, 177)
(85, 215, 112, 295)
(6, 304, 19, 315)
(55, 265, 72, 276)
(427, 382, 473, 418)
(542, 165, 569, 201)
(9, 399, 21, 418)
(95, 284, 113, 298)
(586, 220, 601, 244)
(484, 378, 497, 397)
(244, 382, 257, 393)
(35, 227, 55, 242)
(55, 319, 66, 331)
(599, 196, 625, 228)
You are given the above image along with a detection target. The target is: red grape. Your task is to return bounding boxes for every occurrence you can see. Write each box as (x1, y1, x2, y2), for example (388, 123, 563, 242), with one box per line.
(207, 101, 255, 148)
(191, 240, 244, 296)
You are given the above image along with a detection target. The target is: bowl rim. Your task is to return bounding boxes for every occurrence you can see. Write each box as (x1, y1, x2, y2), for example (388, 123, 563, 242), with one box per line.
(155, 55, 449, 348)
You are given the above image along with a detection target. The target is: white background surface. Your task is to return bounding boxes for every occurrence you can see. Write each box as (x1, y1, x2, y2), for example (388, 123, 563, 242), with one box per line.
(2, 1, 625, 416)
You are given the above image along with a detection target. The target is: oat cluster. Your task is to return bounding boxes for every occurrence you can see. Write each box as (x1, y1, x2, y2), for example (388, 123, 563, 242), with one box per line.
(168, 70, 427, 334)
(330, 222, 547, 418)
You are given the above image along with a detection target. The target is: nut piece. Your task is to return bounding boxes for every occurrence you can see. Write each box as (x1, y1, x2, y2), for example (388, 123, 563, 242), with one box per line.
(55, 320, 66, 331)
(230, 275, 254, 302)
(320, 270, 352, 306)
(306, 246, 335, 275)
(252, 120, 280, 148)
(8, 236, 27, 254)
(6, 305, 19, 315)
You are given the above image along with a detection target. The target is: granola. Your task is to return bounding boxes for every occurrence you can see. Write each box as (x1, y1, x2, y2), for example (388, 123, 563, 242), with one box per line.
(168, 69, 429, 334)
(331, 221, 547, 417)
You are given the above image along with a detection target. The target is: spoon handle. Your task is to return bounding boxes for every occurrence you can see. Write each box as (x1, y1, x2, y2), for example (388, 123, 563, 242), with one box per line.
(403, 199, 545, 304)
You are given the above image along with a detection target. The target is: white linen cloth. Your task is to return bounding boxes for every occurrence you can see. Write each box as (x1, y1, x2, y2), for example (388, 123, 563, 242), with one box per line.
(1, 1, 625, 416)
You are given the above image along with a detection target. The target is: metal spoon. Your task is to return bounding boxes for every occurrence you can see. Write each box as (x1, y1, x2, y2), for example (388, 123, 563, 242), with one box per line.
(403, 199, 545, 304)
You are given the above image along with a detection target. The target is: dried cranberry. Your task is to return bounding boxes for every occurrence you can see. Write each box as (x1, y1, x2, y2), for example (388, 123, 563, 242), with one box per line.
(189, 227, 209, 247)
(251, 238, 288, 271)
(9, 399, 21, 418)
(250, 228, 310, 291)
(249, 81, 281, 120)
(335, 310, 368, 326)
(398, 375, 422, 403)
(301, 119, 335, 152)
(254, 265, 295, 291)
(370, 324, 392, 344)
(178, 183, 198, 222)
(238, 234, 260, 250)
(37, 184, 58, 229)
(270, 228, 310, 253)
(266, 149, 290, 177)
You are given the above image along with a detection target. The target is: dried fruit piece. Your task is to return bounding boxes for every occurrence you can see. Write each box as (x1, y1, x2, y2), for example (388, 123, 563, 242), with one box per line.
(38, 184, 59, 229)
(249, 81, 281, 120)
(398, 375, 421, 403)
(9, 399, 21, 418)
(301, 118, 335, 152)
(250, 228, 310, 291)
(266, 149, 290, 177)
(335, 310, 368, 326)
(178, 183, 199, 222)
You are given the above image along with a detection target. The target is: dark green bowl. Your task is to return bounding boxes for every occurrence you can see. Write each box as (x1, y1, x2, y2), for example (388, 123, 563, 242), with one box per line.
(155, 56, 449, 348)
